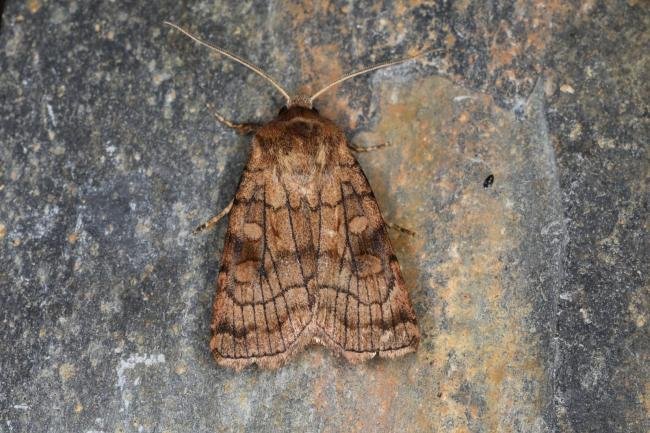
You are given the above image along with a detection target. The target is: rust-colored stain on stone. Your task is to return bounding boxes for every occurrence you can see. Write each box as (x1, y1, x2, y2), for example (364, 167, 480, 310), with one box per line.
(320, 76, 550, 431)
(298, 44, 365, 130)
(27, 0, 42, 14)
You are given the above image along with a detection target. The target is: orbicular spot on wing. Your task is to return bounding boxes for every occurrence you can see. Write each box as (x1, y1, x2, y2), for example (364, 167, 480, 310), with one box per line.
(349, 215, 368, 234)
(356, 254, 383, 278)
(235, 260, 259, 283)
(243, 222, 263, 240)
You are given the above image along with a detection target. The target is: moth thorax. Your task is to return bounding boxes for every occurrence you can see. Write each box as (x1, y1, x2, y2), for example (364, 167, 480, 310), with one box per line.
(288, 94, 312, 108)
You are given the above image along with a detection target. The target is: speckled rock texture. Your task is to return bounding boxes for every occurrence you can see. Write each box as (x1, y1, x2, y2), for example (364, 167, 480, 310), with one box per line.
(0, 1, 647, 433)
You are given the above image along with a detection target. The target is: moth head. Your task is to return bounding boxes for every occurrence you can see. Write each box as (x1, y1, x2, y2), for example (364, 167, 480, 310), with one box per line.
(164, 22, 434, 115)
(288, 94, 313, 109)
(277, 103, 320, 122)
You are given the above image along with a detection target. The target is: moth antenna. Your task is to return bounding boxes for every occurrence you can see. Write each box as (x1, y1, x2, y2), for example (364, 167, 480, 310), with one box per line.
(309, 49, 440, 103)
(164, 21, 291, 104)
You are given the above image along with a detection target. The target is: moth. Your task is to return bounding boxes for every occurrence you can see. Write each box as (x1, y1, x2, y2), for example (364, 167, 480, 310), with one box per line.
(166, 22, 421, 370)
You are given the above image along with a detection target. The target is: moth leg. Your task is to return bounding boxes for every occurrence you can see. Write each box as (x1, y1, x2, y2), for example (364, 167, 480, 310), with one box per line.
(386, 222, 416, 237)
(348, 142, 393, 153)
(206, 103, 260, 135)
(193, 200, 233, 234)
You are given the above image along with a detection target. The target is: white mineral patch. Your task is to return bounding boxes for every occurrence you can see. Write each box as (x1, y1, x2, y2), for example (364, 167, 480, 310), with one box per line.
(46, 103, 57, 127)
(116, 353, 166, 411)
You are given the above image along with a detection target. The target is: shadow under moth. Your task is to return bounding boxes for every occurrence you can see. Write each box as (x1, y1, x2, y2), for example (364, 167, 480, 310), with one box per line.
(166, 22, 421, 370)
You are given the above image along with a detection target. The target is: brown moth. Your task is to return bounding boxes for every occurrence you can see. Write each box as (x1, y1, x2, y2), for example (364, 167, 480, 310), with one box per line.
(166, 22, 421, 370)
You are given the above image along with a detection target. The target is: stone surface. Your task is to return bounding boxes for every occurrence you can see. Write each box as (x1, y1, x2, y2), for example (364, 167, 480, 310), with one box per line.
(0, 1, 647, 433)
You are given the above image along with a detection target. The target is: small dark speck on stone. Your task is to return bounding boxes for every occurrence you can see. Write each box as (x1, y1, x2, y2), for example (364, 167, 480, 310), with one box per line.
(483, 174, 495, 188)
